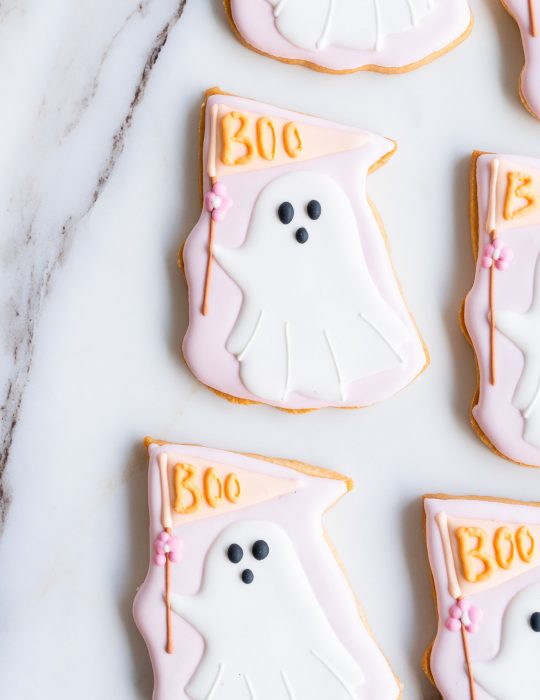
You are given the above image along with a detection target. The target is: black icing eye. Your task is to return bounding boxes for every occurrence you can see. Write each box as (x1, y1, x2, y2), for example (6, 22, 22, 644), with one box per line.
(307, 200, 321, 220)
(295, 227, 309, 244)
(530, 612, 540, 632)
(241, 569, 254, 584)
(278, 201, 294, 224)
(227, 543, 243, 564)
(252, 540, 270, 561)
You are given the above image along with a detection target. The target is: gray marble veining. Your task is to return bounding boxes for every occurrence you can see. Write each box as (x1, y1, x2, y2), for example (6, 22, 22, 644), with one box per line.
(0, 0, 187, 523)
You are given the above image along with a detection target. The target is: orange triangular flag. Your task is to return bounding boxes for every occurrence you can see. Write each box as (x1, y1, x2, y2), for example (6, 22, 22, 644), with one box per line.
(437, 511, 540, 598)
(206, 102, 372, 178)
(157, 451, 301, 528)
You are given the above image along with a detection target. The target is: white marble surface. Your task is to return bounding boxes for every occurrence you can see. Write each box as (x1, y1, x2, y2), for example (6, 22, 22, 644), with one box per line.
(3, 1, 540, 698)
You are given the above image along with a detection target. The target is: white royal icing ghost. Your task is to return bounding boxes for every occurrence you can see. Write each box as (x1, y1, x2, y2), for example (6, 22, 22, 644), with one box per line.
(266, 0, 436, 52)
(473, 583, 540, 700)
(497, 256, 540, 449)
(170, 520, 366, 700)
(213, 171, 410, 404)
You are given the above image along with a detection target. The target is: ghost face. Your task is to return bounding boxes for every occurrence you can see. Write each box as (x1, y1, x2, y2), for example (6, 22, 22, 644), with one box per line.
(170, 521, 365, 700)
(216, 171, 370, 325)
(213, 171, 409, 403)
(473, 584, 540, 700)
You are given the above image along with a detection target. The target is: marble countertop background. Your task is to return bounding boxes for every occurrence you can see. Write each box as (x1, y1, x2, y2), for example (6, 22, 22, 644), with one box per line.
(3, 1, 540, 698)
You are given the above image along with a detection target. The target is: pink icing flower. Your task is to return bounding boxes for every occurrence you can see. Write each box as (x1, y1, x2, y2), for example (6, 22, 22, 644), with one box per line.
(153, 531, 182, 567)
(205, 181, 233, 222)
(481, 239, 514, 271)
(445, 598, 483, 634)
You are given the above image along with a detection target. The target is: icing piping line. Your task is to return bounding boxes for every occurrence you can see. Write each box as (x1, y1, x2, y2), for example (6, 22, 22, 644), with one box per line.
(530, 0, 538, 37)
(359, 312, 404, 363)
(244, 674, 256, 699)
(206, 663, 226, 700)
(158, 452, 172, 530)
(281, 670, 297, 700)
(202, 102, 222, 315)
(206, 104, 219, 179)
(434, 512, 477, 699)
(237, 309, 265, 361)
(316, 0, 335, 50)
(283, 321, 291, 401)
(311, 649, 358, 698)
(164, 540, 173, 654)
(435, 511, 461, 599)
(524, 381, 540, 420)
(202, 174, 217, 316)
(158, 452, 174, 654)
(486, 157, 499, 235)
(487, 158, 500, 386)
(461, 624, 477, 700)
(373, 0, 382, 51)
(324, 329, 346, 401)
(273, 0, 289, 17)
(405, 0, 418, 25)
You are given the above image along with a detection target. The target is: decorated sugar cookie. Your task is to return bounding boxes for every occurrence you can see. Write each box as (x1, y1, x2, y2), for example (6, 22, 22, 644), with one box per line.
(424, 494, 540, 700)
(224, 0, 473, 74)
(463, 152, 540, 467)
(500, 1, 540, 119)
(134, 440, 402, 699)
(182, 90, 428, 411)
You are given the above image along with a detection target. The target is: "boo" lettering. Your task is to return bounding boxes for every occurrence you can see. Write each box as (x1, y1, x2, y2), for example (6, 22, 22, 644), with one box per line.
(221, 111, 303, 167)
(456, 525, 535, 583)
(173, 463, 241, 514)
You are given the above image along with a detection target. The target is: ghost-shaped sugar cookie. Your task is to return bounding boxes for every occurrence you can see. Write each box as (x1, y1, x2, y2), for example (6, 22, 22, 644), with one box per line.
(182, 90, 428, 411)
(134, 441, 402, 700)
(424, 495, 540, 700)
(464, 152, 540, 467)
(224, 0, 472, 73)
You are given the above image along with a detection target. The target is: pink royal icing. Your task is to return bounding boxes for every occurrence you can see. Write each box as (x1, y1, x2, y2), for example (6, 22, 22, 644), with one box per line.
(445, 598, 484, 634)
(134, 442, 401, 700)
(205, 182, 233, 223)
(481, 240, 514, 271)
(228, 0, 472, 73)
(182, 92, 428, 411)
(154, 531, 182, 567)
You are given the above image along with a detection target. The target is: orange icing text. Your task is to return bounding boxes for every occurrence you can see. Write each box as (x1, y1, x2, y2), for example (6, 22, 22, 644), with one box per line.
(283, 121, 302, 158)
(256, 117, 276, 161)
(504, 171, 539, 221)
(174, 463, 242, 513)
(221, 112, 303, 166)
(456, 525, 536, 583)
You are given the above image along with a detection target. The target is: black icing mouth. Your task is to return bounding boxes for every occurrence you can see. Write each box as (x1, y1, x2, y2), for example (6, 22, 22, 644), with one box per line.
(241, 569, 254, 585)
